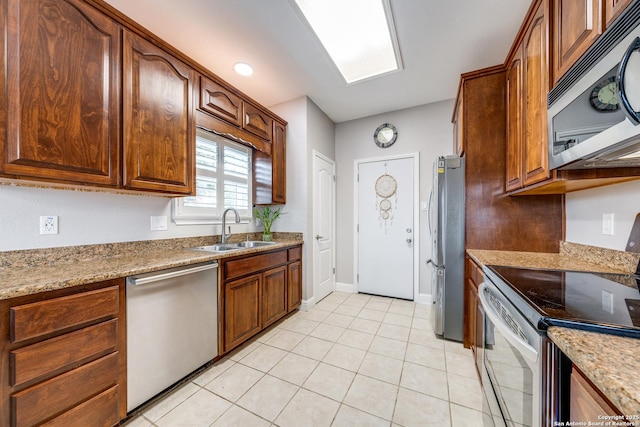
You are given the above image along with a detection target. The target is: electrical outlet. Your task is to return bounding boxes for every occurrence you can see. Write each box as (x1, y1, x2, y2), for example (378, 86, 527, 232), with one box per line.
(40, 216, 58, 235)
(150, 216, 168, 231)
(602, 213, 614, 235)
(602, 290, 614, 314)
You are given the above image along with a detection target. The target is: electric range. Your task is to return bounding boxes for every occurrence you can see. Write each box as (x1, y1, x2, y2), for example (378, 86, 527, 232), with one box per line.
(483, 265, 640, 338)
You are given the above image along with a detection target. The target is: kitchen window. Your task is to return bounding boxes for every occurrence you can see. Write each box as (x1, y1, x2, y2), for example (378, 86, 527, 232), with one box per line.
(173, 129, 252, 224)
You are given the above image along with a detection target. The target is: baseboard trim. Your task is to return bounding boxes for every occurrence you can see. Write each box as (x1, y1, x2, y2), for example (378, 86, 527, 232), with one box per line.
(300, 296, 316, 312)
(336, 282, 356, 293)
(416, 293, 433, 305)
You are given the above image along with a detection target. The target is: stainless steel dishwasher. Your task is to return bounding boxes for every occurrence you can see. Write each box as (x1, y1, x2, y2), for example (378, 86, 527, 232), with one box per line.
(126, 261, 218, 411)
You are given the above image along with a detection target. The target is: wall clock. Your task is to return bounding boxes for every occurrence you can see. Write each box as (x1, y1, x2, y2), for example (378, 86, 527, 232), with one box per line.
(374, 123, 398, 148)
(590, 76, 619, 111)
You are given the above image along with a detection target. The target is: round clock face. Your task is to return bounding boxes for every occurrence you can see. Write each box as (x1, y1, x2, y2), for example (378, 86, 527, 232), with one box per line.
(590, 76, 619, 111)
(374, 123, 398, 148)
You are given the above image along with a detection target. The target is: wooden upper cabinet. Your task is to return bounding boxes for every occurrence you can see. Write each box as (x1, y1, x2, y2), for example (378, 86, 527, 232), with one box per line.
(199, 76, 242, 126)
(453, 95, 464, 155)
(243, 103, 273, 142)
(604, 0, 633, 27)
(122, 30, 195, 194)
(552, 0, 603, 85)
(1, 0, 120, 186)
(506, 51, 524, 191)
(272, 121, 287, 203)
(522, 0, 551, 187)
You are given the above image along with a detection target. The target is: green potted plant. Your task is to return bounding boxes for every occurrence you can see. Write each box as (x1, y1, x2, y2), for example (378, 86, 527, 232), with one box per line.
(254, 206, 282, 241)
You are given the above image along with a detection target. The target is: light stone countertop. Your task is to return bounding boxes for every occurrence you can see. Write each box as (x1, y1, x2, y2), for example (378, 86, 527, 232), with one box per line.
(467, 244, 640, 416)
(0, 233, 303, 300)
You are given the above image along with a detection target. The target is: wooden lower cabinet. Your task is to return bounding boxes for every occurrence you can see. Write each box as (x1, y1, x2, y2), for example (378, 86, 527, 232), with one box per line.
(221, 245, 303, 353)
(0, 279, 125, 427)
(570, 365, 621, 422)
(464, 256, 484, 377)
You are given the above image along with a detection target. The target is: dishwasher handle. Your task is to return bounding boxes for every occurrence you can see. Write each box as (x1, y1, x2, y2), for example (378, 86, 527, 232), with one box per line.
(127, 262, 218, 286)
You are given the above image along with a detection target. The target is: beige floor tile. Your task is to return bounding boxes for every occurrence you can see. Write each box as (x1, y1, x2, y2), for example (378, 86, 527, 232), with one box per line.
(382, 312, 413, 327)
(450, 403, 486, 427)
(322, 343, 366, 372)
(410, 328, 445, 350)
(377, 323, 410, 341)
(348, 317, 381, 334)
(393, 387, 451, 426)
(239, 344, 288, 372)
(444, 339, 472, 356)
(333, 303, 362, 316)
(447, 372, 483, 411)
(364, 300, 391, 312)
(264, 329, 306, 351)
(236, 375, 298, 421)
(228, 340, 262, 362)
(411, 317, 432, 331)
(343, 294, 371, 307)
(122, 415, 153, 427)
(310, 323, 346, 342)
(297, 308, 331, 322)
(204, 363, 264, 402)
(303, 362, 355, 401)
(332, 404, 391, 427)
(156, 389, 231, 427)
(142, 382, 200, 422)
(192, 358, 235, 387)
(269, 352, 319, 386)
(255, 325, 282, 343)
(445, 351, 477, 379)
(358, 352, 403, 385)
(211, 405, 270, 427)
(315, 300, 340, 312)
(343, 374, 398, 421)
(357, 308, 387, 321)
(323, 312, 355, 328)
(291, 336, 334, 360)
(322, 292, 351, 304)
(413, 305, 433, 319)
(275, 389, 340, 427)
(368, 335, 407, 360)
(405, 342, 446, 371)
(400, 362, 449, 401)
(387, 304, 415, 317)
(280, 317, 321, 335)
(336, 329, 374, 351)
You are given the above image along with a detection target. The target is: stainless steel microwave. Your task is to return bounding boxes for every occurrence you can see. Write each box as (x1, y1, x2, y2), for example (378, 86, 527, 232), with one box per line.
(548, 4, 640, 170)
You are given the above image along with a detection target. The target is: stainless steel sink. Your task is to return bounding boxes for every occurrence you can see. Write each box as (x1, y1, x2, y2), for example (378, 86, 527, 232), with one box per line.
(190, 241, 277, 252)
(236, 241, 277, 248)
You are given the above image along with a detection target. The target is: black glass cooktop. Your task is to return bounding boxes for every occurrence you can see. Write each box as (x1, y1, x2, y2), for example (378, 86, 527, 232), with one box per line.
(486, 265, 640, 338)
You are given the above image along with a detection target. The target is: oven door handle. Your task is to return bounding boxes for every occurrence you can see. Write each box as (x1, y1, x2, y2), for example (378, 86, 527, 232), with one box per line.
(478, 282, 539, 363)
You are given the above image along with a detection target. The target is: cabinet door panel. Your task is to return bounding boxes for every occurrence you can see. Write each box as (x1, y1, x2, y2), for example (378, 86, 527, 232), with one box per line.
(243, 103, 272, 141)
(224, 274, 262, 352)
(272, 121, 287, 203)
(199, 76, 242, 126)
(288, 260, 302, 312)
(523, 3, 550, 186)
(2, 0, 120, 185)
(262, 266, 287, 327)
(506, 53, 523, 191)
(123, 30, 195, 194)
(605, 0, 633, 27)
(42, 385, 119, 427)
(553, 0, 602, 84)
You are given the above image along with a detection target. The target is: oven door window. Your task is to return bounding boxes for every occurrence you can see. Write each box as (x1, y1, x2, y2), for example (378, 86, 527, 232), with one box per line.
(485, 316, 534, 426)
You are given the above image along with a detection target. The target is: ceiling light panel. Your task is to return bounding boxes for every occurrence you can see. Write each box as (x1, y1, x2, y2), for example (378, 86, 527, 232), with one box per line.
(292, 0, 402, 84)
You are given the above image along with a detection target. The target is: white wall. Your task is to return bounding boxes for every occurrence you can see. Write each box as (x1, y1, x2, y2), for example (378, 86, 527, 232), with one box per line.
(565, 180, 640, 250)
(334, 100, 455, 298)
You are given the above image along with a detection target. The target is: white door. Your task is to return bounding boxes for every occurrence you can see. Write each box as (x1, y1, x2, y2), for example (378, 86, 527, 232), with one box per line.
(357, 156, 415, 300)
(313, 152, 336, 303)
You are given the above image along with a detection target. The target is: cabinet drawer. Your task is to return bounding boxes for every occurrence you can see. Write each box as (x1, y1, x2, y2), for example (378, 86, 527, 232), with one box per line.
(42, 385, 119, 427)
(288, 246, 302, 262)
(243, 102, 273, 141)
(11, 319, 118, 387)
(224, 250, 287, 280)
(12, 352, 118, 426)
(10, 286, 119, 343)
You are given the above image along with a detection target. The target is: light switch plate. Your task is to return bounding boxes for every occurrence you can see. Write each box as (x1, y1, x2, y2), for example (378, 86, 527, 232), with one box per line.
(150, 216, 168, 231)
(602, 213, 614, 235)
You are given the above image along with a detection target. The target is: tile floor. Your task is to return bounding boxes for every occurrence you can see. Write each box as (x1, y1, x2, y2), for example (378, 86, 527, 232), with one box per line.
(124, 291, 483, 427)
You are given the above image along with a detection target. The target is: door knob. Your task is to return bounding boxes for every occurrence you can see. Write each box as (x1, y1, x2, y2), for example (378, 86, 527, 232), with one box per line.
(316, 234, 324, 240)
(406, 238, 412, 243)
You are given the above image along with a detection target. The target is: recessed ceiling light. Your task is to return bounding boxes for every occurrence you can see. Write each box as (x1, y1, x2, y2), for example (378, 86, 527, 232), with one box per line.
(291, 0, 402, 84)
(234, 62, 254, 76)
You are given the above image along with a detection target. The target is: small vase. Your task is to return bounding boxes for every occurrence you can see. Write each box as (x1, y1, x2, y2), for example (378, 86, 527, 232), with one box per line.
(262, 232, 273, 242)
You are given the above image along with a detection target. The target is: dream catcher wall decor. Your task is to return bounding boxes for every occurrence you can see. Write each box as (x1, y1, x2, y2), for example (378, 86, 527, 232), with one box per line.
(374, 163, 398, 233)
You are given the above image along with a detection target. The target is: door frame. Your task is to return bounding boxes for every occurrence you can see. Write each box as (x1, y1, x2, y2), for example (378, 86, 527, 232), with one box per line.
(353, 152, 420, 300)
(312, 150, 337, 305)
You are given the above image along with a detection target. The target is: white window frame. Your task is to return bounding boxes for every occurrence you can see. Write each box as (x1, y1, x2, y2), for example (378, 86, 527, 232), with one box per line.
(173, 128, 253, 225)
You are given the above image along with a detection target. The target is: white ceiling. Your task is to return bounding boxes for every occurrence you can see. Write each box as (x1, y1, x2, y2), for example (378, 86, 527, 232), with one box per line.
(103, 0, 531, 123)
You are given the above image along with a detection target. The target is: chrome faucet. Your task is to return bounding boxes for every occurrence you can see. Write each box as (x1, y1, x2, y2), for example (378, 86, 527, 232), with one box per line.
(221, 208, 240, 244)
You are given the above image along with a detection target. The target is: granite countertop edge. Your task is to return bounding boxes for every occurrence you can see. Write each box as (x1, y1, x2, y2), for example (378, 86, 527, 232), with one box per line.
(0, 235, 303, 301)
(467, 245, 640, 416)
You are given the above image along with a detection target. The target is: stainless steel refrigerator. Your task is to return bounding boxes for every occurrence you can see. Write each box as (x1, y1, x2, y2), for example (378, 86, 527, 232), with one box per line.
(428, 155, 465, 342)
